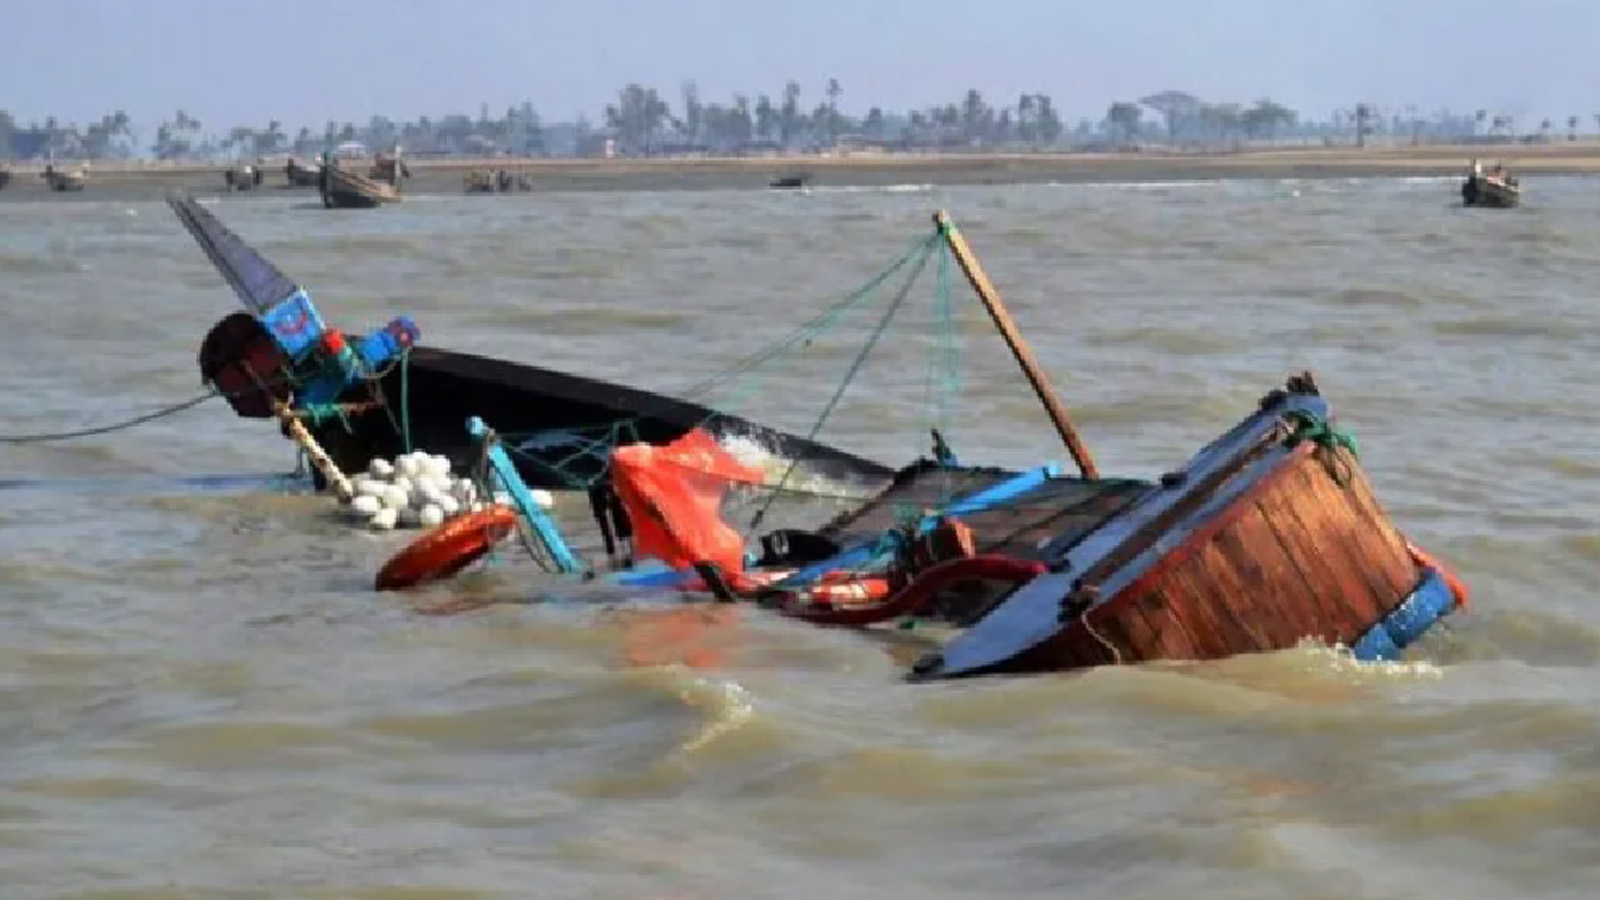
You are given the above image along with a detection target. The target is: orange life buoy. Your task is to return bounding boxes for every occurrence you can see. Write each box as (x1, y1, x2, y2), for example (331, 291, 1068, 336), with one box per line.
(375, 506, 518, 591)
(1403, 538, 1469, 610)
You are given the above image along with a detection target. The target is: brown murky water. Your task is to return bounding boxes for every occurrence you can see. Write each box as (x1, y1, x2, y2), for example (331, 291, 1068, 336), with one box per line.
(3, 177, 1599, 899)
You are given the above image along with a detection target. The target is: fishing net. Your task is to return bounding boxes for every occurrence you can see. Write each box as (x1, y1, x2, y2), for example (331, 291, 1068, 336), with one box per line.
(494, 215, 1075, 584)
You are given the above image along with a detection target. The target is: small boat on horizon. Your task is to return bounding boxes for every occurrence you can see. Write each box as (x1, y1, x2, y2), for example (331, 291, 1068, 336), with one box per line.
(1462, 158, 1520, 208)
(284, 156, 322, 188)
(319, 146, 408, 208)
(319, 163, 401, 208)
(222, 161, 265, 192)
(41, 164, 87, 193)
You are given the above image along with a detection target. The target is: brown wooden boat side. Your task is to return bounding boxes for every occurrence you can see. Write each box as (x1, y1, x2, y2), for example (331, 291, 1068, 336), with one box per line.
(1042, 442, 1423, 668)
(325, 166, 401, 203)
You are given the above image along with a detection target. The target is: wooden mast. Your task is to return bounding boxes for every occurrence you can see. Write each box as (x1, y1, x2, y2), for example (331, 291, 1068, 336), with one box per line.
(933, 210, 1099, 479)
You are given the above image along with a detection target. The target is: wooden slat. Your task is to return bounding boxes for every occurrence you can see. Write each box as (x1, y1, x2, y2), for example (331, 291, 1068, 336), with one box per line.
(1211, 516, 1318, 649)
(1253, 478, 1373, 643)
(1288, 461, 1406, 617)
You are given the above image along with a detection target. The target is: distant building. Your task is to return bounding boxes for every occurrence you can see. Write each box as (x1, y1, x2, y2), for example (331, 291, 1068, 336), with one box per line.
(573, 131, 619, 158)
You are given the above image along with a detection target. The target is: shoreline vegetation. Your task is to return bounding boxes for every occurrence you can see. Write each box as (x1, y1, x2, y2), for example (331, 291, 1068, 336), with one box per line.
(5, 143, 1600, 196)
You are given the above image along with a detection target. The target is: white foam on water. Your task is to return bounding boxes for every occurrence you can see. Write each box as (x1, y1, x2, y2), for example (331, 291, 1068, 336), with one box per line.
(716, 433, 872, 502)
(1298, 637, 1447, 681)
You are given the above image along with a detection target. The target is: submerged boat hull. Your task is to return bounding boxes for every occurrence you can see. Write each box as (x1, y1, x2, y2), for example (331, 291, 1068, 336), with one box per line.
(308, 344, 894, 489)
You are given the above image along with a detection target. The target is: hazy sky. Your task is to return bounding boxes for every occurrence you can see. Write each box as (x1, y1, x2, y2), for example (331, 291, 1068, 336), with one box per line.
(7, 0, 1597, 133)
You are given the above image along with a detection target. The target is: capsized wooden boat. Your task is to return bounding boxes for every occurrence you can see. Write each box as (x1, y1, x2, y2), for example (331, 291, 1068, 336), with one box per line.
(319, 164, 400, 208)
(165, 192, 893, 492)
(407, 211, 1465, 678)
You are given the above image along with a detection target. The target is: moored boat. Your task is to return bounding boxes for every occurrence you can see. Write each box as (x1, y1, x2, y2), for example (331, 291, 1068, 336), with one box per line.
(284, 156, 322, 187)
(387, 211, 1466, 679)
(41, 164, 87, 192)
(367, 148, 410, 184)
(770, 173, 812, 190)
(319, 163, 401, 208)
(465, 169, 532, 193)
(1462, 159, 1520, 208)
(0, 167, 11, 191)
(223, 163, 264, 191)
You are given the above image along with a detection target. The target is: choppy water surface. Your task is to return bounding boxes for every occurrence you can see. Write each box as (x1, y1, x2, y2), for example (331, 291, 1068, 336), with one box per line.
(3, 177, 1600, 899)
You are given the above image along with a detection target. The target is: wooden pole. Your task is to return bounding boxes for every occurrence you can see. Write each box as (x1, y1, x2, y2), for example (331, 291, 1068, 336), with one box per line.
(932, 210, 1099, 479)
(273, 400, 356, 502)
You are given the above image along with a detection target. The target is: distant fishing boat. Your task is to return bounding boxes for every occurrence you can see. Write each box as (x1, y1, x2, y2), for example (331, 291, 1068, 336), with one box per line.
(222, 162, 264, 192)
(0, 167, 11, 191)
(1462, 159, 1520, 208)
(319, 163, 400, 208)
(464, 169, 532, 193)
(284, 156, 322, 188)
(318, 145, 409, 208)
(770, 173, 812, 190)
(40, 164, 87, 193)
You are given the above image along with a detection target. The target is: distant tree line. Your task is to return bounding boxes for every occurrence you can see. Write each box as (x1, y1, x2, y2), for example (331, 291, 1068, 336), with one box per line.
(1, 83, 1593, 162)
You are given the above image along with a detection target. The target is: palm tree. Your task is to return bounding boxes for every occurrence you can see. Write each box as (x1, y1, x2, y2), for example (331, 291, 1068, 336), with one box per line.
(825, 78, 843, 144)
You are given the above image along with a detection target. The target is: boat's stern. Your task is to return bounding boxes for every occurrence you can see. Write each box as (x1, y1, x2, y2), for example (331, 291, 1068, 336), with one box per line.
(911, 373, 1464, 680)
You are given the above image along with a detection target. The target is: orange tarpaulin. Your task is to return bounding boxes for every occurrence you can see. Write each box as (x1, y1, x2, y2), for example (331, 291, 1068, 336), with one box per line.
(610, 428, 767, 576)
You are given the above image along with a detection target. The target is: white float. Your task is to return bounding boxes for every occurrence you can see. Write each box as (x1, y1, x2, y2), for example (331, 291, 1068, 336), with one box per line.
(345, 450, 553, 531)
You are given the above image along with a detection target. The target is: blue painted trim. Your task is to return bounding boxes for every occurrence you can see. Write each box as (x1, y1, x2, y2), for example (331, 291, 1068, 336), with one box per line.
(934, 392, 1334, 678)
(260, 288, 327, 362)
(610, 559, 690, 589)
(467, 416, 583, 575)
(1349, 568, 1457, 662)
(611, 463, 1064, 591)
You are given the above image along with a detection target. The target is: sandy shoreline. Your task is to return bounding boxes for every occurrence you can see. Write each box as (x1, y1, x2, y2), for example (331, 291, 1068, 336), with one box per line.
(3, 143, 1594, 198)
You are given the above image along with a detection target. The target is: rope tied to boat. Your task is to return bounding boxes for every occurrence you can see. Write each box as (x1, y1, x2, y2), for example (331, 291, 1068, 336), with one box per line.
(479, 231, 953, 501)
(0, 392, 220, 443)
(1282, 409, 1358, 459)
(0, 371, 299, 444)
(1281, 408, 1358, 485)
